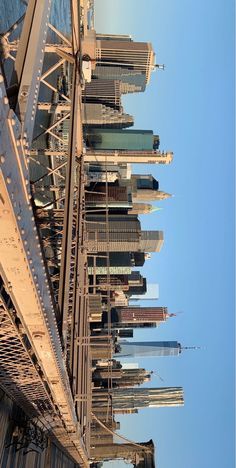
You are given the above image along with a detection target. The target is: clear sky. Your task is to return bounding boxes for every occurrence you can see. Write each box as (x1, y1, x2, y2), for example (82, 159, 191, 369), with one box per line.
(95, 1, 235, 467)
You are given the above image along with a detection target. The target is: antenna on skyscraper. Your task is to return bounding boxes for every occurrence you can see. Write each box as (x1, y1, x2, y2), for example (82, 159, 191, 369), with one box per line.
(151, 371, 164, 382)
(155, 64, 165, 70)
(182, 346, 202, 350)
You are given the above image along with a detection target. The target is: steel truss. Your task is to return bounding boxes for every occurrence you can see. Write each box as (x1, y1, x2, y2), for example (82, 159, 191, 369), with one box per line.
(0, 274, 87, 464)
(0, 0, 91, 465)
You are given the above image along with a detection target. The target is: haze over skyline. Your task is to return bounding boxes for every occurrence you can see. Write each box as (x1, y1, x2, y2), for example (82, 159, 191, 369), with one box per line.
(95, 1, 235, 467)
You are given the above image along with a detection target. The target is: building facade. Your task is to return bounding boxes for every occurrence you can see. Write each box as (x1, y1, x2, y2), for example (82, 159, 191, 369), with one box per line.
(95, 38, 156, 86)
(92, 387, 184, 411)
(85, 129, 159, 151)
(111, 306, 171, 327)
(115, 341, 182, 358)
(85, 215, 164, 252)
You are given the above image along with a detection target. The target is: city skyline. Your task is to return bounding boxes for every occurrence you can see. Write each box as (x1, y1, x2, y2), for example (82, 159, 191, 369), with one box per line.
(95, 1, 235, 468)
(0, 1, 234, 467)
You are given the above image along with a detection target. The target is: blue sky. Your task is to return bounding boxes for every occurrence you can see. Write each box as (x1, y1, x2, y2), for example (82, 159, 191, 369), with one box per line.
(95, 1, 235, 467)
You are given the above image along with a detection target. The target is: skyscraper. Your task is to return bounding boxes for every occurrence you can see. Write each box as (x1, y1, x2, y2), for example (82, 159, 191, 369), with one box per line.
(92, 387, 184, 411)
(115, 340, 181, 358)
(85, 185, 131, 209)
(85, 215, 164, 252)
(93, 364, 152, 388)
(82, 103, 134, 128)
(111, 306, 174, 328)
(85, 128, 159, 151)
(83, 79, 122, 110)
(131, 174, 172, 201)
(84, 148, 173, 164)
(87, 252, 146, 276)
(95, 38, 156, 88)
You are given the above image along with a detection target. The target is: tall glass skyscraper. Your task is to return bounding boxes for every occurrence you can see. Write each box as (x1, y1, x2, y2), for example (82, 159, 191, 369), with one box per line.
(86, 129, 159, 151)
(92, 387, 184, 411)
(115, 341, 181, 358)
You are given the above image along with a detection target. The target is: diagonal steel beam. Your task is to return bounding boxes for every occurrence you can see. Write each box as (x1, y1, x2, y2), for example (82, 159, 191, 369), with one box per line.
(48, 23, 72, 46)
(40, 58, 66, 81)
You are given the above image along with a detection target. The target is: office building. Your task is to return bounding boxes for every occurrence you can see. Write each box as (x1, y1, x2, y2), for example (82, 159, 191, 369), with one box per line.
(87, 252, 146, 276)
(95, 38, 156, 86)
(131, 174, 172, 201)
(111, 306, 174, 328)
(115, 340, 182, 358)
(93, 271, 146, 295)
(82, 103, 134, 128)
(85, 185, 132, 210)
(85, 129, 159, 151)
(84, 148, 173, 164)
(92, 65, 147, 94)
(83, 79, 122, 110)
(93, 387, 184, 411)
(93, 363, 152, 388)
(127, 271, 147, 296)
(85, 215, 164, 252)
(87, 162, 131, 183)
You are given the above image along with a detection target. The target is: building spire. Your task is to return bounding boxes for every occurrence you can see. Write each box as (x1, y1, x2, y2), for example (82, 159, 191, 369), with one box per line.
(150, 206, 163, 213)
(181, 346, 202, 350)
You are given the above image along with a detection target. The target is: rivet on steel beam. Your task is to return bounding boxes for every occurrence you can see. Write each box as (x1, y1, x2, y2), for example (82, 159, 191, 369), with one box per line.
(6, 177, 11, 184)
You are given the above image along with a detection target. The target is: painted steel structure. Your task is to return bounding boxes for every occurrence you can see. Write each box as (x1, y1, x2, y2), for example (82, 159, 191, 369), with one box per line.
(0, 1, 90, 465)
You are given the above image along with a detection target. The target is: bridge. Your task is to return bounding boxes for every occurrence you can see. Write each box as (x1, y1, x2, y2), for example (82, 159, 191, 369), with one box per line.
(0, 0, 91, 465)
